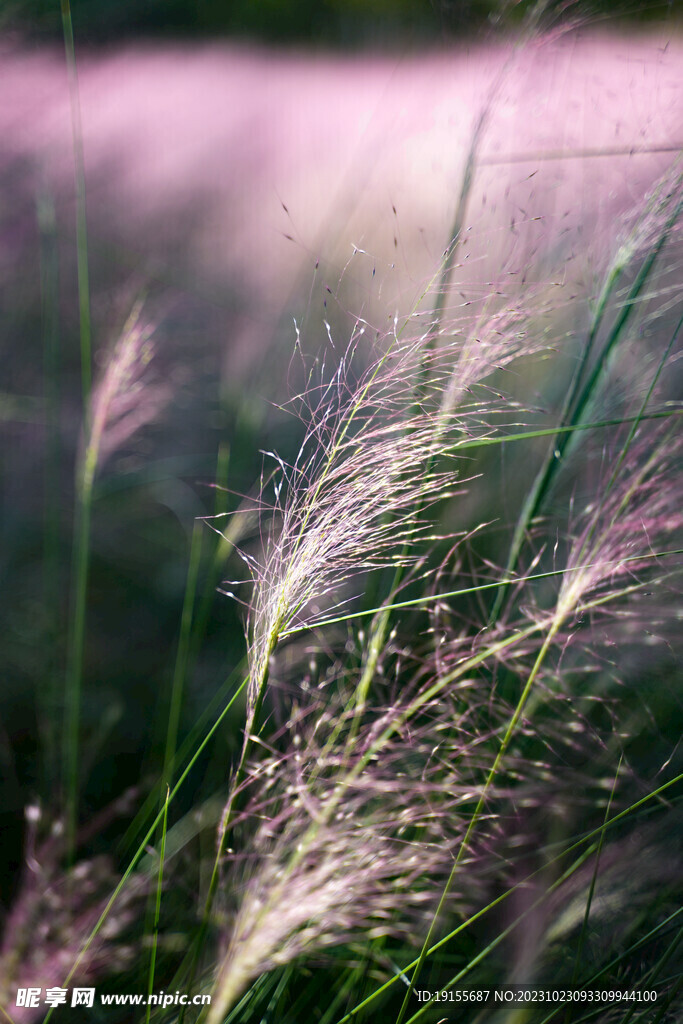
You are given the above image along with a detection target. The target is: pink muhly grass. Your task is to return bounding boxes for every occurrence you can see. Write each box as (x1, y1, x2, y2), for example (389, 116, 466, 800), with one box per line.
(390, 426, 683, 1003)
(203, 306, 543, 981)
(83, 297, 171, 480)
(209, 640, 631, 1019)
(0, 800, 147, 1024)
(211, 280, 680, 1015)
(209, 690, 496, 1022)
(64, 296, 172, 863)
(240, 300, 549, 733)
(434, 294, 549, 422)
(423, 428, 682, 714)
(551, 433, 682, 630)
(241, 330, 469, 732)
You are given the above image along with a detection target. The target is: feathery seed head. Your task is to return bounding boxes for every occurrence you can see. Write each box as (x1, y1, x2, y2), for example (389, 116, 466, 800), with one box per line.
(553, 432, 682, 628)
(85, 298, 171, 479)
(243, 334, 469, 724)
(210, 690, 494, 1021)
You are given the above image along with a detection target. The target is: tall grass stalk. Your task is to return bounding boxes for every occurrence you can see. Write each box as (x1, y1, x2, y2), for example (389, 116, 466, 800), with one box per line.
(63, 299, 154, 864)
(162, 520, 204, 790)
(145, 786, 170, 1023)
(63, 436, 92, 867)
(60, 0, 92, 870)
(60, 0, 91, 414)
(37, 187, 62, 792)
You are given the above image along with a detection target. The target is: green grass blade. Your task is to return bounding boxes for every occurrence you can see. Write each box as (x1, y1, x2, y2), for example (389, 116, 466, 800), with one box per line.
(63, 460, 93, 864)
(162, 519, 204, 788)
(280, 546, 683, 638)
(60, 0, 91, 415)
(60, 0, 93, 870)
(145, 786, 170, 1024)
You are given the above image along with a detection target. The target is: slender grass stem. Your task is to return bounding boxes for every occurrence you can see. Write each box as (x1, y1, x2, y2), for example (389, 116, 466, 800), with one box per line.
(140, 521, 202, 997)
(60, 0, 91, 416)
(63, 452, 94, 864)
(37, 187, 61, 790)
(145, 787, 170, 1024)
(162, 520, 204, 789)
(181, 664, 273, 1021)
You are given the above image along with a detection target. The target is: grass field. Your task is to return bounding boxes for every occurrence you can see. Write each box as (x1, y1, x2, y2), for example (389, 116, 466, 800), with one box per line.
(0, 3, 681, 1022)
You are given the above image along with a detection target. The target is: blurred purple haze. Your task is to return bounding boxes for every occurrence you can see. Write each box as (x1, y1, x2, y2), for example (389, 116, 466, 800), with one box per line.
(1, 29, 680, 382)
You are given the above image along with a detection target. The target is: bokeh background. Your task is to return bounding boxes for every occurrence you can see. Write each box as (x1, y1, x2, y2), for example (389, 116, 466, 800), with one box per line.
(1, 0, 681, 1017)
